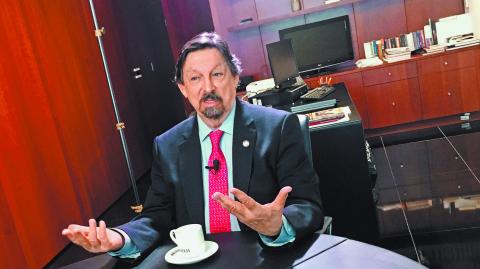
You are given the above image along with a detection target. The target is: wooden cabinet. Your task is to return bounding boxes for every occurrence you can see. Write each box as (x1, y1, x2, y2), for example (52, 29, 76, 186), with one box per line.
(362, 62, 417, 85)
(364, 78, 422, 128)
(332, 72, 369, 128)
(477, 48, 480, 89)
(363, 47, 480, 129)
(303, 47, 480, 130)
(418, 50, 480, 119)
(417, 49, 476, 73)
(447, 67, 480, 113)
(362, 62, 421, 128)
(418, 70, 462, 118)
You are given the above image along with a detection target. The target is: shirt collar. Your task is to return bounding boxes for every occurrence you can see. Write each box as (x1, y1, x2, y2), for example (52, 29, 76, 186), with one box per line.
(198, 101, 236, 142)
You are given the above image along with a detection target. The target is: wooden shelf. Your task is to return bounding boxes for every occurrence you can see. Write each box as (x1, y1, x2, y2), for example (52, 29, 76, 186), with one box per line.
(227, 0, 363, 32)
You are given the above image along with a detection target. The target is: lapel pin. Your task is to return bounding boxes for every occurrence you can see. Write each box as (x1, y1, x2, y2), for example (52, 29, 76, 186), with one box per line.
(242, 140, 250, 148)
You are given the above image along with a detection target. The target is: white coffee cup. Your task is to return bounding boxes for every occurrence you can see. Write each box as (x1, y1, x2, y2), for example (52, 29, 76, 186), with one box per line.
(169, 224, 206, 258)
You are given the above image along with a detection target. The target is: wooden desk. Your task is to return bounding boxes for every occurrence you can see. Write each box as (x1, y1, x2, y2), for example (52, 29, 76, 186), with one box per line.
(305, 84, 379, 243)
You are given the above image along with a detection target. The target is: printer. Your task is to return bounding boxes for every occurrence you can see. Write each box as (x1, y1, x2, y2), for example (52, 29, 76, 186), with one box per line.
(436, 13, 477, 46)
(247, 81, 307, 107)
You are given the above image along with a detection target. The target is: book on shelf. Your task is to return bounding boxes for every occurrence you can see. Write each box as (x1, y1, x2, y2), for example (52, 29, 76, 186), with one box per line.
(406, 33, 415, 51)
(363, 42, 373, 58)
(424, 44, 446, 55)
(363, 39, 385, 59)
(364, 29, 427, 60)
(428, 18, 438, 45)
(376, 39, 384, 60)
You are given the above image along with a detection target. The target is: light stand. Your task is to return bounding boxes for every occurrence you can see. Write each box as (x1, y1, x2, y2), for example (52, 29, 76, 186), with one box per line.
(88, 0, 142, 213)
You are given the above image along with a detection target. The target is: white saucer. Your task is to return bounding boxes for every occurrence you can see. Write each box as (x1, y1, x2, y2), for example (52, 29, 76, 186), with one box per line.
(165, 241, 219, 265)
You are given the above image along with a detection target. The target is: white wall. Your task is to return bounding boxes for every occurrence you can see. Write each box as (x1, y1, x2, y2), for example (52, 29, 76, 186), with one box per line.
(467, 0, 480, 38)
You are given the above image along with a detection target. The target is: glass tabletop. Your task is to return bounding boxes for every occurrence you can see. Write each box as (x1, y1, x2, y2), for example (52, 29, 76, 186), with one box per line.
(367, 120, 480, 268)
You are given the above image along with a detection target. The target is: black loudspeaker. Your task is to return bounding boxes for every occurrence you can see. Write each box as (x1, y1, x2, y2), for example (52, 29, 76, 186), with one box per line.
(237, 76, 254, 92)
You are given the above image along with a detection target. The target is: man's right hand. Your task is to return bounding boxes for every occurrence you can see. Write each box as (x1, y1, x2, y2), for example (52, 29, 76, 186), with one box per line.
(62, 219, 124, 253)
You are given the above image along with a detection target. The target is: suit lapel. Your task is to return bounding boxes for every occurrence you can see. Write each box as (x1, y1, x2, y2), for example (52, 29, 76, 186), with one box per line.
(178, 118, 205, 226)
(232, 100, 256, 194)
(177, 101, 256, 229)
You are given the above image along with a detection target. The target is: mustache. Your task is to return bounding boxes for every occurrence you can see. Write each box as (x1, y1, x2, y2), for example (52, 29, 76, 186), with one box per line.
(201, 92, 222, 102)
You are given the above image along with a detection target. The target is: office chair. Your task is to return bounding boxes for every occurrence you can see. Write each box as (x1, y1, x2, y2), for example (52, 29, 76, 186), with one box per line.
(296, 114, 333, 235)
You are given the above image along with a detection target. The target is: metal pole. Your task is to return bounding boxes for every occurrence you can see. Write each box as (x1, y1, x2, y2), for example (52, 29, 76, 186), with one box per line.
(87, 0, 142, 213)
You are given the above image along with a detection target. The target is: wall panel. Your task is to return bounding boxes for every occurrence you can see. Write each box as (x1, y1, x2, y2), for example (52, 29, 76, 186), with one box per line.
(0, 1, 136, 267)
(405, 0, 464, 32)
(162, 0, 214, 59)
(353, 0, 407, 59)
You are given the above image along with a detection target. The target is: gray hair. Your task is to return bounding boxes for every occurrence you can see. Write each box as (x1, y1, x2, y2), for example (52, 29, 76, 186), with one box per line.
(174, 32, 242, 84)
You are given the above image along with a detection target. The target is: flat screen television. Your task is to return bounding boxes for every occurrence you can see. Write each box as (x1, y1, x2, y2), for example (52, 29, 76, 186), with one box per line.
(279, 15, 354, 75)
(266, 39, 299, 89)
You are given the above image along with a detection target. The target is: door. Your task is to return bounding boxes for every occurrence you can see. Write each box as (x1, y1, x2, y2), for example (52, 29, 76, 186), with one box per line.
(93, 0, 186, 176)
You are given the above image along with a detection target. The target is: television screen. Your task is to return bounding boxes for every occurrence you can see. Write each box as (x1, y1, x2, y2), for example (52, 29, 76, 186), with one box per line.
(266, 39, 299, 89)
(279, 15, 354, 75)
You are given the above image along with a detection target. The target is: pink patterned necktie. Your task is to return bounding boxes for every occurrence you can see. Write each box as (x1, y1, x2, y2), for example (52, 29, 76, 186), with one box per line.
(208, 130, 231, 233)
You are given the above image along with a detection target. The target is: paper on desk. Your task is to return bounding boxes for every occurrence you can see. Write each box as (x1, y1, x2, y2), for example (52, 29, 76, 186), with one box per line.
(307, 106, 351, 129)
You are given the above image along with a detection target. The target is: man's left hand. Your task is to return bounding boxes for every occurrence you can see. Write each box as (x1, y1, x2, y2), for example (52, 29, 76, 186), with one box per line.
(212, 186, 292, 237)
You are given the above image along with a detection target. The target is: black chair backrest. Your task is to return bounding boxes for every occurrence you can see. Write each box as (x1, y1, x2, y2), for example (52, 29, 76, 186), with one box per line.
(296, 114, 313, 164)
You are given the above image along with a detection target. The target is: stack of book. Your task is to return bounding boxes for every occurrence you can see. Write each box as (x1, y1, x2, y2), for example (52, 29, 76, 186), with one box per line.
(424, 44, 446, 55)
(305, 106, 351, 129)
(383, 47, 411, 63)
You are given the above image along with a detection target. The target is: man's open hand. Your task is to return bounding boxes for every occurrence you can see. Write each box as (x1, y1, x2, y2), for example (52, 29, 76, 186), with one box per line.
(62, 219, 124, 253)
(212, 186, 292, 237)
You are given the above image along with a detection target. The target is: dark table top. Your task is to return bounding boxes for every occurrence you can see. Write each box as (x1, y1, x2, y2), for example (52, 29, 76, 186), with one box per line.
(285, 83, 363, 131)
(294, 238, 428, 269)
(60, 232, 344, 269)
(60, 231, 427, 269)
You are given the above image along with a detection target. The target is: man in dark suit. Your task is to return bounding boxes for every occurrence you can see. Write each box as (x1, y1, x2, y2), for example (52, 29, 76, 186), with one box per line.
(62, 32, 323, 258)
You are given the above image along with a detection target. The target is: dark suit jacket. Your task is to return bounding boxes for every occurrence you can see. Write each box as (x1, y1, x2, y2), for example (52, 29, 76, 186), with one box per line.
(119, 99, 324, 253)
